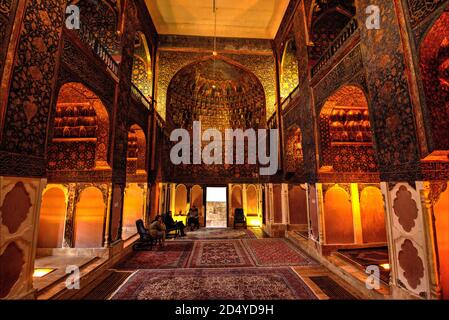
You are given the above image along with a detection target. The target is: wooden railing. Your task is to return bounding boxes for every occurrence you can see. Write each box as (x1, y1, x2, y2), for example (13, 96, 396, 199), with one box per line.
(131, 83, 152, 110)
(267, 111, 278, 128)
(75, 24, 119, 76)
(311, 18, 358, 78)
(280, 84, 300, 110)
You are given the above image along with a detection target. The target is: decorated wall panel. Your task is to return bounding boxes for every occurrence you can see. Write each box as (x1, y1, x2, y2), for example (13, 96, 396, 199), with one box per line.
(0, 0, 19, 80)
(1, 0, 65, 158)
(355, 0, 421, 181)
(382, 182, 433, 298)
(418, 10, 449, 152)
(0, 177, 46, 299)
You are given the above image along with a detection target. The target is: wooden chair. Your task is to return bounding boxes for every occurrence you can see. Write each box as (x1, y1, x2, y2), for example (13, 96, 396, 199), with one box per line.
(133, 219, 160, 251)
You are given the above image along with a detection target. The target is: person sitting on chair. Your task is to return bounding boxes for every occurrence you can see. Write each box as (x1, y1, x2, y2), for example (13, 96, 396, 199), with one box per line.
(187, 206, 200, 231)
(165, 211, 186, 237)
(149, 215, 166, 246)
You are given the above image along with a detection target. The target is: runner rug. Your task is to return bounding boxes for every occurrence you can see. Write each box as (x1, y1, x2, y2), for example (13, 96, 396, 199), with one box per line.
(110, 268, 318, 300)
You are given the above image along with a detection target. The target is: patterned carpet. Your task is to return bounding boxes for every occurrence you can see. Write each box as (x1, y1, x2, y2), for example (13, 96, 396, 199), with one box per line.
(186, 228, 257, 240)
(110, 268, 317, 300)
(244, 238, 317, 267)
(115, 242, 193, 270)
(186, 240, 254, 268)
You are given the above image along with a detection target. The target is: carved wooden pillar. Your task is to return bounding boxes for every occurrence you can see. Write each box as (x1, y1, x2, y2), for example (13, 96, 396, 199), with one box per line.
(108, 0, 137, 246)
(281, 183, 289, 225)
(63, 183, 77, 248)
(381, 181, 439, 299)
(0, 0, 66, 299)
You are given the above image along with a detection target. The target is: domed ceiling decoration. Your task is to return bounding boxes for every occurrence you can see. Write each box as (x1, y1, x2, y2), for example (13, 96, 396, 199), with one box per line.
(167, 58, 266, 131)
(166, 58, 267, 181)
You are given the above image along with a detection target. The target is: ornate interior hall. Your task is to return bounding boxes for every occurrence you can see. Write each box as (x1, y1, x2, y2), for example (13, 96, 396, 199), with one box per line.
(0, 0, 448, 301)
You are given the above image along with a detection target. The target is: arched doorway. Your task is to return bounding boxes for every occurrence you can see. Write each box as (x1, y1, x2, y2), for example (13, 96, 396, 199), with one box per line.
(419, 7, 449, 155)
(37, 187, 67, 248)
(74, 187, 105, 248)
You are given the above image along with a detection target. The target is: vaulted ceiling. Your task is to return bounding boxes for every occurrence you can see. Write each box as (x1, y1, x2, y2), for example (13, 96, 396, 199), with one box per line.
(144, 0, 290, 39)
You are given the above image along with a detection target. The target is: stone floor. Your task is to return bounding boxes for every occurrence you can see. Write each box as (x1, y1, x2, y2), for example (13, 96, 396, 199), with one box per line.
(70, 228, 365, 300)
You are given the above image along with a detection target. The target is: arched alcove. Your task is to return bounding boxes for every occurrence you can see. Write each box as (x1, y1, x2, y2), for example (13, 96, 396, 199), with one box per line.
(37, 187, 67, 248)
(191, 185, 204, 226)
(247, 185, 258, 215)
(174, 184, 187, 216)
(319, 85, 377, 173)
(74, 187, 105, 248)
(360, 186, 387, 243)
(166, 57, 267, 179)
(48, 82, 110, 171)
(323, 185, 354, 244)
(122, 183, 145, 240)
(419, 7, 449, 154)
(288, 185, 308, 225)
(127, 124, 147, 176)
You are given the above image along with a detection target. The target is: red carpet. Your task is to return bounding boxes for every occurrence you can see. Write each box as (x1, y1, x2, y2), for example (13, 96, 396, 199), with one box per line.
(111, 268, 317, 300)
(244, 239, 317, 267)
(115, 242, 193, 270)
(186, 240, 254, 268)
(186, 228, 257, 240)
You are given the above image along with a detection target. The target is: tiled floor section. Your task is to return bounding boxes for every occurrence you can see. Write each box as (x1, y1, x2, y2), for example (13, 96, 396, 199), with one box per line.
(78, 229, 362, 300)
